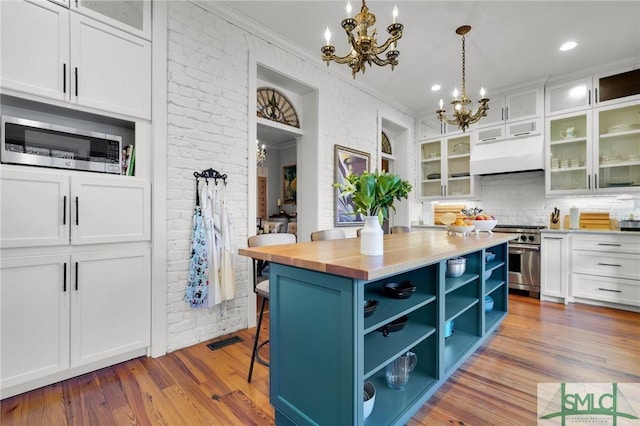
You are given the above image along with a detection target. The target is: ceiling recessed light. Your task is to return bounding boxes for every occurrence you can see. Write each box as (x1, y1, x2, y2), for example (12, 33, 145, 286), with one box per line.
(560, 41, 578, 51)
(431, 84, 441, 91)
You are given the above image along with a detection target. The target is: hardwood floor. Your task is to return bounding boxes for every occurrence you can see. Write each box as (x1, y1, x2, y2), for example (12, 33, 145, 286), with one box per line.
(2, 294, 639, 425)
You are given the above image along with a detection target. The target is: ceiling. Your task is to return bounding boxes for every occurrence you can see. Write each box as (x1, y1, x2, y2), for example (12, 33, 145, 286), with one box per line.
(221, 1, 640, 118)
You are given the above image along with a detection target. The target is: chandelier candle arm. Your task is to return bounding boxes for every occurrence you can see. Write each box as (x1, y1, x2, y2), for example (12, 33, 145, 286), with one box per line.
(435, 25, 490, 132)
(321, 0, 403, 79)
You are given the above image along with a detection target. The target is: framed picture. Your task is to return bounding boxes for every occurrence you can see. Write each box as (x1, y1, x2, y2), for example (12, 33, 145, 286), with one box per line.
(334, 145, 371, 226)
(282, 164, 297, 204)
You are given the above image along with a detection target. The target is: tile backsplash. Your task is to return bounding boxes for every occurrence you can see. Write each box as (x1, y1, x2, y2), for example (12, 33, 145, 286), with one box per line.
(424, 171, 640, 226)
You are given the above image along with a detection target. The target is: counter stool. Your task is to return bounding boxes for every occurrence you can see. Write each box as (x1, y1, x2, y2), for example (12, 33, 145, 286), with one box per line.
(390, 225, 411, 234)
(247, 232, 296, 383)
(310, 228, 346, 241)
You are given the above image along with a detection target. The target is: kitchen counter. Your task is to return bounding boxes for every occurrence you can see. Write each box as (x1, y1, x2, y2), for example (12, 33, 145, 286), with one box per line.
(240, 231, 513, 425)
(239, 231, 514, 281)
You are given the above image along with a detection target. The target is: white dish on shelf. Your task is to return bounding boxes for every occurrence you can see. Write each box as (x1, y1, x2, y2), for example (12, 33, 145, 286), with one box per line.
(608, 123, 640, 133)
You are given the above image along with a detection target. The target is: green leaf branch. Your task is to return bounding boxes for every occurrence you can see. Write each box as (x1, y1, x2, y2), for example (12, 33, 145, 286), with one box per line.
(334, 170, 412, 224)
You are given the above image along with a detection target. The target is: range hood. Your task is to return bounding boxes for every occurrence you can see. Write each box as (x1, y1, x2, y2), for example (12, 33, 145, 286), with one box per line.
(469, 134, 545, 175)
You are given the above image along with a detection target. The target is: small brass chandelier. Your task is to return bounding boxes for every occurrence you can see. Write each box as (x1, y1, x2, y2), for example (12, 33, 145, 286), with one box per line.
(436, 25, 490, 132)
(321, 0, 403, 79)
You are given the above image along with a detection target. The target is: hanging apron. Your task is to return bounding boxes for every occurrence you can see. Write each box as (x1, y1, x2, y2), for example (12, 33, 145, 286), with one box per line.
(219, 183, 236, 301)
(184, 180, 209, 307)
(204, 181, 223, 308)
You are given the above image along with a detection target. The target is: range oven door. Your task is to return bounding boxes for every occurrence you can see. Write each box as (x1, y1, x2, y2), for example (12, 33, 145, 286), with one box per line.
(508, 243, 541, 293)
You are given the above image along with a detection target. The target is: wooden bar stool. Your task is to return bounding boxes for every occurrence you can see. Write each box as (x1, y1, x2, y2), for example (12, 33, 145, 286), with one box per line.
(247, 233, 296, 382)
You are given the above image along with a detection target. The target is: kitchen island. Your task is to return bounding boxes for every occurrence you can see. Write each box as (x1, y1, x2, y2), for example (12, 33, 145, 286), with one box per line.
(239, 230, 514, 425)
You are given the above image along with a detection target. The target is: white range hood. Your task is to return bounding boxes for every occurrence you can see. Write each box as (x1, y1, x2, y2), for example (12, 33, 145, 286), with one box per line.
(469, 135, 545, 175)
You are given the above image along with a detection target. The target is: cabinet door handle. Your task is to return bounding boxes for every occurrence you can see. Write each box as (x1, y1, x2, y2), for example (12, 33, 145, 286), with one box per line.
(75, 67, 78, 97)
(63, 262, 67, 292)
(63, 195, 67, 225)
(598, 287, 621, 293)
(63, 63, 66, 93)
(513, 132, 530, 137)
(588, 89, 591, 106)
(598, 243, 622, 247)
(482, 137, 497, 142)
(75, 196, 79, 225)
(75, 262, 79, 291)
(598, 262, 622, 267)
(501, 107, 504, 121)
(505, 106, 509, 121)
(594, 173, 598, 189)
(587, 174, 591, 190)
(594, 88, 598, 104)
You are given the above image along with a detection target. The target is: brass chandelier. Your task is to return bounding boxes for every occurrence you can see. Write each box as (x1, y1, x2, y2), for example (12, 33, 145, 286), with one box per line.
(321, 0, 403, 79)
(436, 25, 490, 132)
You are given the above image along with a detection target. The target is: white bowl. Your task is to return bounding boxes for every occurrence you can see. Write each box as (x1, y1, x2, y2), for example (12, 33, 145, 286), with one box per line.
(467, 219, 497, 234)
(447, 224, 474, 234)
(363, 381, 376, 420)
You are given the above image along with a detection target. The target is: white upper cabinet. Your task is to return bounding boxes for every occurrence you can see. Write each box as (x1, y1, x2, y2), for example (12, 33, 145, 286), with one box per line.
(1, 0, 70, 102)
(475, 86, 543, 143)
(545, 100, 640, 195)
(418, 115, 463, 140)
(0, 0, 151, 120)
(0, 172, 70, 248)
(0, 169, 151, 248)
(594, 65, 640, 106)
(546, 65, 640, 117)
(70, 13, 151, 119)
(477, 86, 542, 128)
(70, 176, 151, 245)
(419, 134, 476, 199)
(545, 77, 593, 116)
(74, 0, 151, 40)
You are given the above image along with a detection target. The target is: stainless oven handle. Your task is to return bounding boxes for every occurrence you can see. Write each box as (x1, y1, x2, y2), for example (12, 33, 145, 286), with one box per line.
(509, 244, 540, 252)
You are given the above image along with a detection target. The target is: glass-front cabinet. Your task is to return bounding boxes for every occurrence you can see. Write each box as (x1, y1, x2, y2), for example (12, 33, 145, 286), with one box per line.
(546, 101, 640, 194)
(595, 103, 640, 190)
(420, 135, 475, 199)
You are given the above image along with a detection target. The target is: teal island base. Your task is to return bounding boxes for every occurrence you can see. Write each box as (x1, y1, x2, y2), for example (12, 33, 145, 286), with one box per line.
(247, 234, 511, 425)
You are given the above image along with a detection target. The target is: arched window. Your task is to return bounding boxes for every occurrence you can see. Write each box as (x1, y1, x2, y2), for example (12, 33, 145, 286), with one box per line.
(381, 131, 392, 155)
(256, 87, 300, 128)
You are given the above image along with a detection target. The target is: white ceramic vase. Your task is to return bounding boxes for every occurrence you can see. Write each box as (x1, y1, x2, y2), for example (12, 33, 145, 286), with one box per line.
(360, 215, 384, 256)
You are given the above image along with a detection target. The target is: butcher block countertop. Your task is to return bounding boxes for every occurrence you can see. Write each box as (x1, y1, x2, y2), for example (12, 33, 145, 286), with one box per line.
(239, 230, 515, 281)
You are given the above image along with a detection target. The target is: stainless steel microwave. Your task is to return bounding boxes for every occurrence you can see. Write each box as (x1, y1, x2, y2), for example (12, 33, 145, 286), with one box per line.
(1, 116, 122, 174)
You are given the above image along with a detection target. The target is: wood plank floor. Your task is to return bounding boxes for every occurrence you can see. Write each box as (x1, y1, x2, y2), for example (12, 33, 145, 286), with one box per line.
(2, 294, 639, 425)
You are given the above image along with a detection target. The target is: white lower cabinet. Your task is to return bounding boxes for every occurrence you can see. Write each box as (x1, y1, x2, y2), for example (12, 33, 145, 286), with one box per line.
(540, 233, 569, 304)
(569, 233, 640, 309)
(1, 254, 70, 390)
(0, 247, 150, 397)
(571, 274, 640, 307)
(70, 249, 151, 367)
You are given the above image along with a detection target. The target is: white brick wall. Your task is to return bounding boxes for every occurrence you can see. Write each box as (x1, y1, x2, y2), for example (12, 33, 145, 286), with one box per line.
(165, 2, 416, 351)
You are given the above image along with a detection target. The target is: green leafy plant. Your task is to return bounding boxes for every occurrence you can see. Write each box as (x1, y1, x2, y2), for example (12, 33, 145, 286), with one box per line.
(334, 170, 412, 224)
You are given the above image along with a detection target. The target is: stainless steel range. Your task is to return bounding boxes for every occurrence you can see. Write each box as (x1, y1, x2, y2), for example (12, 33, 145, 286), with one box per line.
(493, 225, 545, 298)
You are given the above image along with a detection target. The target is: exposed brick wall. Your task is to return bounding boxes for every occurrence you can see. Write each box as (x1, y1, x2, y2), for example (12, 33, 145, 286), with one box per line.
(166, 1, 415, 351)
